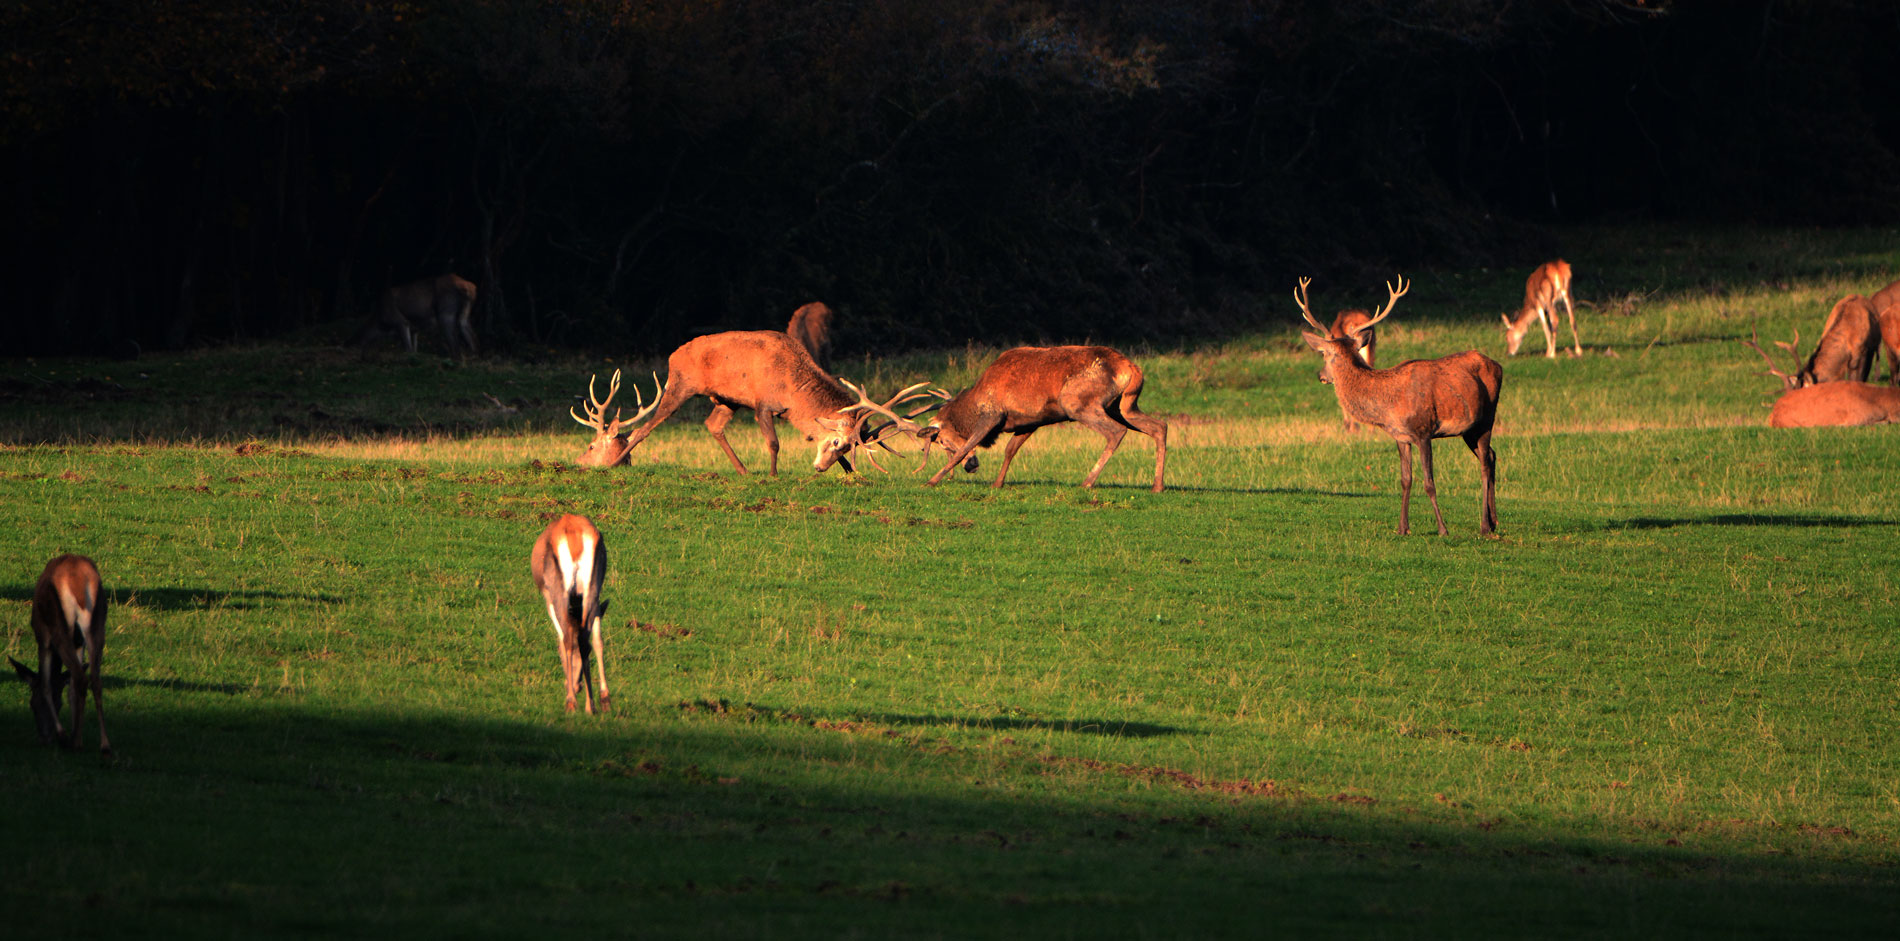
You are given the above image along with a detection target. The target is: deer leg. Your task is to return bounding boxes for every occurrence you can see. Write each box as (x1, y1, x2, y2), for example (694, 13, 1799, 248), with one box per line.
(1114, 398, 1169, 493)
(704, 404, 750, 474)
(1538, 307, 1557, 359)
(83, 616, 109, 755)
(993, 429, 1038, 488)
(589, 610, 610, 712)
(925, 415, 1001, 486)
(1563, 291, 1582, 358)
(754, 409, 781, 476)
(1465, 427, 1498, 536)
(1395, 441, 1413, 536)
(65, 649, 87, 751)
(38, 648, 66, 743)
(1418, 437, 1448, 536)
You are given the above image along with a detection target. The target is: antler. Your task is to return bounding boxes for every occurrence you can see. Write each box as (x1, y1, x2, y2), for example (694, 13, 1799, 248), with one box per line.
(1293, 276, 1327, 331)
(835, 379, 949, 471)
(1361, 274, 1410, 330)
(569, 369, 665, 433)
(1741, 329, 1796, 388)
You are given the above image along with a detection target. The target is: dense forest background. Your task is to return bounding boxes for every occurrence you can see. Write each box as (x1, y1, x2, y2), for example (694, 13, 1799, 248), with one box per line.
(5, 0, 1898, 357)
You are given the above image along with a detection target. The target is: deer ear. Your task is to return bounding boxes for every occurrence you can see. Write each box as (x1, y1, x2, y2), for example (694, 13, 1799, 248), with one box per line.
(1500, 313, 1511, 326)
(1300, 331, 1329, 351)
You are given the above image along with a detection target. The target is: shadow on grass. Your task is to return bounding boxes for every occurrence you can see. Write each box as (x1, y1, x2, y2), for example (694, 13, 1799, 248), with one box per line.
(862, 712, 1185, 738)
(3, 672, 250, 696)
(0, 586, 345, 609)
(1605, 514, 1899, 530)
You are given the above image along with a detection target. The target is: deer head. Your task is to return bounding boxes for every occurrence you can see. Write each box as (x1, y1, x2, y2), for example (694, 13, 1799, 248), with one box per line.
(571, 370, 665, 466)
(820, 380, 949, 473)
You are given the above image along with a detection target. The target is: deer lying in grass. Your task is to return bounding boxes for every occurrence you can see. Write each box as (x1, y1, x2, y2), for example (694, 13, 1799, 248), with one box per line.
(356, 274, 479, 359)
(1501, 260, 1579, 358)
(1742, 330, 1900, 427)
(530, 515, 611, 713)
(914, 346, 1168, 492)
(571, 332, 940, 475)
(7, 554, 111, 754)
(1297, 276, 1503, 535)
(786, 302, 836, 371)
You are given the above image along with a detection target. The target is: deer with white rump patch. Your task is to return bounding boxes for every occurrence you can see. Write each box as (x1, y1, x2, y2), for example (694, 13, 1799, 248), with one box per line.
(8, 554, 111, 754)
(530, 514, 612, 713)
(1297, 276, 1503, 536)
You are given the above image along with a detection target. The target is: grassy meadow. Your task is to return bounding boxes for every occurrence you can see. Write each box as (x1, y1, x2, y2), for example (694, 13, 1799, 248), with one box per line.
(2, 224, 1897, 937)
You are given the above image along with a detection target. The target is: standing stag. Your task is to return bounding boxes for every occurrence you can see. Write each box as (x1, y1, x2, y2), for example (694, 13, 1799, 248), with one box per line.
(1742, 330, 1900, 427)
(570, 331, 939, 475)
(1297, 276, 1503, 536)
(530, 514, 612, 713)
(8, 554, 111, 754)
(786, 302, 836, 371)
(357, 274, 479, 359)
(1501, 260, 1580, 358)
(914, 346, 1168, 492)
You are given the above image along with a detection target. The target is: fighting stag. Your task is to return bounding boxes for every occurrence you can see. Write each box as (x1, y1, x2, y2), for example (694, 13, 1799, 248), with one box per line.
(1742, 330, 1900, 427)
(1297, 276, 1503, 536)
(357, 274, 479, 359)
(1501, 260, 1580, 358)
(530, 515, 611, 713)
(8, 554, 111, 754)
(572, 331, 941, 475)
(786, 302, 836, 371)
(916, 346, 1168, 492)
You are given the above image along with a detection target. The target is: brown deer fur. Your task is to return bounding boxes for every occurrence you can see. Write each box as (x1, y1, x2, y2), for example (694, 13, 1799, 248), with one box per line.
(1500, 260, 1578, 358)
(530, 515, 610, 714)
(1325, 309, 1377, 431)
(1767, 382, 1900, 427)
(8, 554, 110, 754)
(359, 274, 479, 359)
(1299, 276, 1503, 536)
(1786, 296, 1881, 387)
(917, 346, 1168, 492)
(786, 302, 836, 370)
(579, 331, 887, 475)
(1869, 278, 1900, 384)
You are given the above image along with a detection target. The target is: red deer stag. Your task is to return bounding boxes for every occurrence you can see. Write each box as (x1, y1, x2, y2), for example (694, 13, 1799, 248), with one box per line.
(7, 554, 111, 754)
(1501, 260, 1579, 358)
(1316, 306, 1378, 431)
(914, 346, 1168, 493)
(357, 274, 479, 359)
(1742, 330, 1900, 427)
(530, 514, 612, 713)
(786, 302, 836, 371)
(1297, 276, 1503, 536)
(572, 331, 939, 475)
(1753, 297, 1880, 389)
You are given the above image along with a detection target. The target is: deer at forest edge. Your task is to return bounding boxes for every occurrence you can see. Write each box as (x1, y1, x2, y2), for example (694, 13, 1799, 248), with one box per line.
(786, 302, 836, 371)
(912, 346, 1168, 493)
(1741, 330, 1900, 427)
(530, 514, 611, 713)
(1297, 276, 1503, 536)
(1501, 260, 1579, 358)
(8, 554, 111, 754)
(570, 331, 942, 475)
(356, 274, 479, 359)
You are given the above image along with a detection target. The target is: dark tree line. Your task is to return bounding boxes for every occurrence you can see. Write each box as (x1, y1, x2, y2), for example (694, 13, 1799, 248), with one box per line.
(4, 0, 1898, 357)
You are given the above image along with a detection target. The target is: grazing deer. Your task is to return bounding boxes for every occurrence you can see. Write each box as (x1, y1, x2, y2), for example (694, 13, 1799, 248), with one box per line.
(530, 514, 611, 713)
(1297, 276, 1503, 536)
(1742, 330, 1900, 426)
(572, 332, 940, 475)
(8, 554, 111, 754)
(356, 274, 479, 359)
(1501, 260, 1579, 358)
(914, 346, 1168, 493)
(786, 302, 836, 371)
(1750, 298, 1881, 389)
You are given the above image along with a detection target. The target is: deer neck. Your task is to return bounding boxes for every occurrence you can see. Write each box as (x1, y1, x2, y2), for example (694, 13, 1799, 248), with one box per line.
(1327, 357, 1397, 424)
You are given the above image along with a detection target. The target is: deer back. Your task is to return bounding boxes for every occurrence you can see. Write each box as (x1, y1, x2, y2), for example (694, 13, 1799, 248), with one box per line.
(670, 331, 855, 434)
(1803, 295, 1880, 383)
(531, 515, 605, 640)
(938, 346, 1138, 438)
(31, 554, 103, 653)
(1768, 382, 1900, 428)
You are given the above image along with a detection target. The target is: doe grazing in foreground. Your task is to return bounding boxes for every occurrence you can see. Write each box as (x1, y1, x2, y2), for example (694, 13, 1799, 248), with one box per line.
(785, 301, 836, 371)
(1501, 260, 1579, 358)
(8, 554, 111, 754)
(1297, 276, 1503, 536)
(571, 332, 938, 475)
(915, 346, 1168, 493)
(530, 514, 612, 713)
(1742, 331, 1900, 427)
(357, 273, 479, 359)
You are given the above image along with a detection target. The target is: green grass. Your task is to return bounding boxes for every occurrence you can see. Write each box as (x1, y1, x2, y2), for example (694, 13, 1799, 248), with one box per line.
(2, 224, 1898, 937)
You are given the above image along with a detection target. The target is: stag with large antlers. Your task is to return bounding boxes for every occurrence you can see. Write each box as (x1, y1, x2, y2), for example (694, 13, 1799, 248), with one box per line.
(530, 515, 611, 713)
(1770, 296, 1882, 387)
(1501, 260, 1579, 358)
(1742, 329, 1900, 427)
(1297, 276, 1503, 536)
(573, 331, 941, 475)
(915, 346, 1168, 492)
(8, 554, 111, 754)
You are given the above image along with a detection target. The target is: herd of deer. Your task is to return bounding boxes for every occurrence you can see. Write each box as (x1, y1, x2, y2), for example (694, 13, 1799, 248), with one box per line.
(14, 263, 1900, 743)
